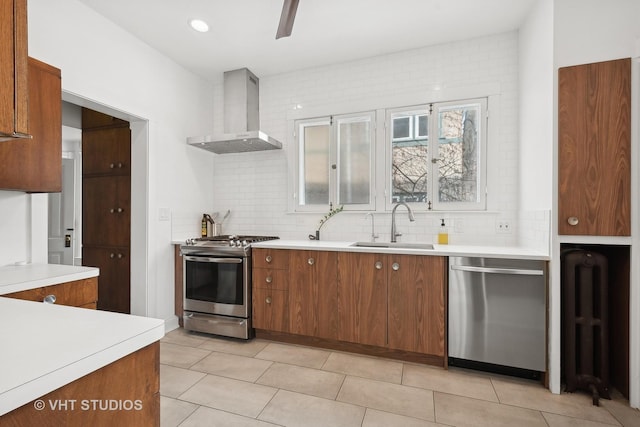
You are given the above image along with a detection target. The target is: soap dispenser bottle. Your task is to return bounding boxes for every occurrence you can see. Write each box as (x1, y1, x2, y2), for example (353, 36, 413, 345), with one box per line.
(438, 218, 449, 244)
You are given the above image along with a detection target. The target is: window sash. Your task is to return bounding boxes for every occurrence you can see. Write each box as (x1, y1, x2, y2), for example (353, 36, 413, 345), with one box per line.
(385, 99, 486, 211)
(294, 112, 375, 212)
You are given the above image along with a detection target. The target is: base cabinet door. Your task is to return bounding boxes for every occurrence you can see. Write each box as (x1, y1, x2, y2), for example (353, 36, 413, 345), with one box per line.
(253, 288, 289, 332)
(337, 252, 387, 347)
(387, 255, 446, 356)
(288, 250, 338, 339)
(83, 247, 130, 314)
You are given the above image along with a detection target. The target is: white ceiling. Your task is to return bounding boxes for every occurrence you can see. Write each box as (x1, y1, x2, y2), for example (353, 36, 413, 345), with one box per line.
(76, 0, 537, 82)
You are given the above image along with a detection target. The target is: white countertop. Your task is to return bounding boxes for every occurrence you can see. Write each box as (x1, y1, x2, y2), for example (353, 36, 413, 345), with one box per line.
(0, 298, 165, 416)
(0, 263, 99, 295)
(252, 240, 550, 260)
(0, 264, 164, 416)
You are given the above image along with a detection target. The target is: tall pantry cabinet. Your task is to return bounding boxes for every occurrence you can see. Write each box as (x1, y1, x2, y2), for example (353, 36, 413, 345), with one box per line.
(82, 109, 131, 314)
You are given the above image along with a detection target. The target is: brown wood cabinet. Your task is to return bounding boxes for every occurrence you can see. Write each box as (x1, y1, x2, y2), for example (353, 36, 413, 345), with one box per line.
(83, 247, 129, 313)
(0, 57, 61, 192)
(82, 109, 131, 314)
(252, 249, 290, 332)
(0, 0, 29, 141)
(336, 252, 387, 347)
(252, 248, 447, 364)
(5, 277, 98, 309)
(288, 250, 338, 339)
(82, 176, 131, 246)
(387, 254, 446, 356)
(558, 58, 631, 236)
(0, 342, 159, 426)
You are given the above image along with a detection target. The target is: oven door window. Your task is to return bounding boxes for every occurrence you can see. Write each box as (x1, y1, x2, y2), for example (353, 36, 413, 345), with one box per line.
(185, 257, 244, 305)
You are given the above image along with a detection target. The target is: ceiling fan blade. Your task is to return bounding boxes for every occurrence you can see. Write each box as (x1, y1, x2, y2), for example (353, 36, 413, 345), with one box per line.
(276, 0, 299, 39)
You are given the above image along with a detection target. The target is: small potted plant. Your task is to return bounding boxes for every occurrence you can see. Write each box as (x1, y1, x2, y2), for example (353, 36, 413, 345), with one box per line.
(309, 205, 344, 240)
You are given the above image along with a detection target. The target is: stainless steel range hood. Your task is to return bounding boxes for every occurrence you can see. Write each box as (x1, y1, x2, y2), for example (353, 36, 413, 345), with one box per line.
(187, 68, 282, 154)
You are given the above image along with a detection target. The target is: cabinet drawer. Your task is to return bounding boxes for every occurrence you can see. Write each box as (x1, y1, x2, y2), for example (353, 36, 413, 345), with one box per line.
(5, 278, 98, 308)
(253, 268, 288, 290)
(253, 288, 288, 332)
(253, 249, 289, 269)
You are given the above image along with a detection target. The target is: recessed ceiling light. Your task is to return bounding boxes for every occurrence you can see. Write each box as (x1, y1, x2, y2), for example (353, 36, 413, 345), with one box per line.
(189, 19, 209, 33)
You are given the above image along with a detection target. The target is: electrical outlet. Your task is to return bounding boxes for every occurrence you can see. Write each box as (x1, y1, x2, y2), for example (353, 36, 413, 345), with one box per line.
(496, 220, 512, 234)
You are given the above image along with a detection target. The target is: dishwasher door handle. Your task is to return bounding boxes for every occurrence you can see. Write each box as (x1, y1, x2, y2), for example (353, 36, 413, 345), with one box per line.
(450, 264, 544, 276)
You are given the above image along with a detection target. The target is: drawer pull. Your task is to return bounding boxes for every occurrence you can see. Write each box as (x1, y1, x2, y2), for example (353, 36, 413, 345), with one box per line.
(308, 257, 315, 265)
(266, 255, 272, 263)
(266, 276, 273, 283)
(117, 253, 124, 259)
(43, 294, 56, 304)
(375, 261, 383, 270)
(118, 162, 123, 168)
(110, 208, 115, 213)
(265, 297, 272, 304)
(567, 216, 579, 226)
(109, 163, 115, 169)
(117, 207, 124, 213)
(392, 262, 400, 271)
(110, 253, 115, 258)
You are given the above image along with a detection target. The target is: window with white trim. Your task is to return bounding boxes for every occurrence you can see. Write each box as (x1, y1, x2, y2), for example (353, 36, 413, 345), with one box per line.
(295, 112, 375, 211)
(387, 98, 487, 210)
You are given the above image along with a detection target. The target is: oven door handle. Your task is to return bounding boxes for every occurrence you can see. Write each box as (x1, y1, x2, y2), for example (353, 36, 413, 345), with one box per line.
(184, 256, 243, 264)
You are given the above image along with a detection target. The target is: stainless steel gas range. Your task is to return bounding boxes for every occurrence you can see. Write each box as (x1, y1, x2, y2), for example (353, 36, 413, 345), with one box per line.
(180, 235, 279, 339)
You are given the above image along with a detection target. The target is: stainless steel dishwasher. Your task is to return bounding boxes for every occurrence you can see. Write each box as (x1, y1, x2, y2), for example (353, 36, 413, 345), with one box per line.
(448, 257, 547, 374)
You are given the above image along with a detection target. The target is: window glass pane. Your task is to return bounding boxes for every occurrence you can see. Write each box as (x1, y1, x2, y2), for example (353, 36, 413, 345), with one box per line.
(438, 104, 480, 203)
(416, 115, 428, 139)
(338, 118, 371, 205)
(392, 116, 411, 140)
(391, 109, 429, 203)
(300, 124, 330, 205)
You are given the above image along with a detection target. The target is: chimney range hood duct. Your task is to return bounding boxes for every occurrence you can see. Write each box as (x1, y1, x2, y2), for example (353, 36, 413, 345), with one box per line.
(187, 68, 282, 154)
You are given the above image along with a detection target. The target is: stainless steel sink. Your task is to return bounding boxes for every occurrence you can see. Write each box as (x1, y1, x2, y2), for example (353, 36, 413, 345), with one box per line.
(350, 241, 434, 250)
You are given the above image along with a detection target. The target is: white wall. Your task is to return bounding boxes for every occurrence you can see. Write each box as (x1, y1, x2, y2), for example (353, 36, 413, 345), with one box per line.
(518, 0, 553, 212)
(551, 0, 640, 407)
(1, 0, 217, 327)
(210, 32, 526, 247)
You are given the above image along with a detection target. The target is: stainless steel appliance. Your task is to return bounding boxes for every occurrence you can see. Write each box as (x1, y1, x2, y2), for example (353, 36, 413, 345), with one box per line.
(181, 235, 279, 339)
(448, 256, 547, 374)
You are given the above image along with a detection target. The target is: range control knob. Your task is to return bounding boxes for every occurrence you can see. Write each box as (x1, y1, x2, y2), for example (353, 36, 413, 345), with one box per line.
(242, 240, 248, 247)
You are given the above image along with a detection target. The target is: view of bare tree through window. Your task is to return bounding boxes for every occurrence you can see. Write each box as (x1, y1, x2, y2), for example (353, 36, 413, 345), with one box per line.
(391, 109, 429, 203)
(438, 105, 479, 203)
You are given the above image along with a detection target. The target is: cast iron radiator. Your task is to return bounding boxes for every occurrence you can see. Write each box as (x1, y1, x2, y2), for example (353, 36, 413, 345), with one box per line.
(561, 249, 610, 405)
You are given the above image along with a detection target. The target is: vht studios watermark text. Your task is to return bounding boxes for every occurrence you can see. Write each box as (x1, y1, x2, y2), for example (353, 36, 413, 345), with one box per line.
(34, 399, 143, 411)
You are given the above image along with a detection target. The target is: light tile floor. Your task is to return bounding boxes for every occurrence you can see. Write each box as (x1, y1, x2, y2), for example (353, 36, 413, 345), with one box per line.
(160, 328, 640, 427)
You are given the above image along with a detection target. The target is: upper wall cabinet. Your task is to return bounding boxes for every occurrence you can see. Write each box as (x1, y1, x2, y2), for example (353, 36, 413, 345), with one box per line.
(0, 57, 62, 192)
(0, 0, 29, 141)
(558, 58, 631, 236)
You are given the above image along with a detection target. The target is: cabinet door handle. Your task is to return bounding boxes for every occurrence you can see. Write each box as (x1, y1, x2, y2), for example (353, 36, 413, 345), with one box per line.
(109, 163, 115, 169)
(266, 255, 272, 263)
(110, 253, 115, 258)
(392, 262, 400, 271)
(117, 253, 124, 259)
(265, 297, 272, 304)
(118, 162, 123, 168)
(375, 261, 383, 270)
(265, 276, 273, 283)
(308, 257, 315, 265)
(43, 294, 56, 304)
(110, 208, 115, 213)
(567, 216, 579, 226)
(117, 207, 123, 213)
